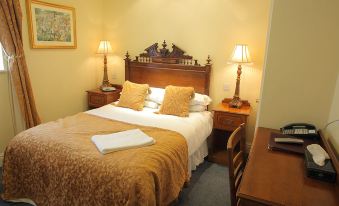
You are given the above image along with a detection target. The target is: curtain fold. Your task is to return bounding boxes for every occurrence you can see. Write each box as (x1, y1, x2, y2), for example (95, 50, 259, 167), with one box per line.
(0, 0, 41, 128)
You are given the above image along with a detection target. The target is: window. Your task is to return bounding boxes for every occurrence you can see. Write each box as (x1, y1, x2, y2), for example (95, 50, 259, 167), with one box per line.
(0, 43, 5, 71)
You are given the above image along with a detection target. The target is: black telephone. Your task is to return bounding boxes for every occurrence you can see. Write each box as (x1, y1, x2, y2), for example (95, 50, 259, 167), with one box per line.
(281, 123, 319, 139)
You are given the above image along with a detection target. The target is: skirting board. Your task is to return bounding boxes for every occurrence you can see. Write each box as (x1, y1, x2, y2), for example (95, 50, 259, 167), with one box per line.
(0, 152, 3, 167)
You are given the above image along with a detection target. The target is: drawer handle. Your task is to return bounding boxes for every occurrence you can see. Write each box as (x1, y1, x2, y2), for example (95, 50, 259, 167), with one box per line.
(223, 119, 234, 125)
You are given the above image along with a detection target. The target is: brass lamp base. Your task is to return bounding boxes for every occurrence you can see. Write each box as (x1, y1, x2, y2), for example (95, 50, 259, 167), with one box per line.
(229, 64, 243, 108)
(101, 54, 111, 90)
(100, 82, 111, 89)
(229, 97, 242, 108)
(222, 98, 250, 109)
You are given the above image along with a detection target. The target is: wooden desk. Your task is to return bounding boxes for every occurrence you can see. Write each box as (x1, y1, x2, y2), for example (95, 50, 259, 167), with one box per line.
(238, 127, 339, 206)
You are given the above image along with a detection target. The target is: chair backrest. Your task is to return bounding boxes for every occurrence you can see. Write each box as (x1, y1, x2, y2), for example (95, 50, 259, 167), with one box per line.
(227, 123, 246, 206)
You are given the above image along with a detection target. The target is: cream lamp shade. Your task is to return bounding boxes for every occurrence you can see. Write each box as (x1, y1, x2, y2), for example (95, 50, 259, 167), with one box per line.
(97, 40, 113, 54)
(229, 44, 252, 64)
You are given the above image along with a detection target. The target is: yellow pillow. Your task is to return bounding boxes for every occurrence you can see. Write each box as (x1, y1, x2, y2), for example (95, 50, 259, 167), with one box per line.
(159, 85, 195, 117)
(117, 81, 149, 111)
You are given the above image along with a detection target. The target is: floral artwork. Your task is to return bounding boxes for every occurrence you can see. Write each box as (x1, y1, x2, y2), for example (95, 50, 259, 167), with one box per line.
(35, 8, 72, 42)
(26, 0, 77, 48)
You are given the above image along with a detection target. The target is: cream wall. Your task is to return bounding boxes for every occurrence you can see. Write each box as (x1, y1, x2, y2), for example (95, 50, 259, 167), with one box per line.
(0, 0, 104, 153)
(326, 74, 339, 155)
(102, 0, 270, 144)
(21, 0, 104, 122)
(258, 0, 339, 130)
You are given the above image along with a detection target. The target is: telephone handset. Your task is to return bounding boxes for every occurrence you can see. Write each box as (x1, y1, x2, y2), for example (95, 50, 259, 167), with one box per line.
(281, 123, 319, 139)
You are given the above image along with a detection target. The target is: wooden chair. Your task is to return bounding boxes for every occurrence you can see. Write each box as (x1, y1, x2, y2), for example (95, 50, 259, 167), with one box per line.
(227, 123, 246, 206)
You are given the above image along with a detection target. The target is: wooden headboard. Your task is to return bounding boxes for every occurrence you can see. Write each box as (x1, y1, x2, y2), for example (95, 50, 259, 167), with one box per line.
(124, 41, 212, 95)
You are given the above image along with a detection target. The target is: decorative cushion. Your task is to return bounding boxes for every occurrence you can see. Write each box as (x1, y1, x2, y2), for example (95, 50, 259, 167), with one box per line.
(146, 87, 212, 106)
(158, 85, 195, 117)
(117, 81, 149, 111)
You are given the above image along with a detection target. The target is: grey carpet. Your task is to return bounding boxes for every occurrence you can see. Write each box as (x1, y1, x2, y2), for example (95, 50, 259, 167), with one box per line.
(177, 161, 230, 206)
(0, 161, 230, 206)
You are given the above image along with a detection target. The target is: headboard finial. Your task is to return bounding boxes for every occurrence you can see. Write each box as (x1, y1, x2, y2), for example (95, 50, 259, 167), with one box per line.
(125, 51, 130, 60)
(160, 40, 169, 56)
(206, 55, 212, 65)
(162, 40, 167, 49)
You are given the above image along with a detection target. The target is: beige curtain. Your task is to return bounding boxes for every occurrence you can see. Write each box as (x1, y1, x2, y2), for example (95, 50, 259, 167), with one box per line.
(0, 0, 41, 128)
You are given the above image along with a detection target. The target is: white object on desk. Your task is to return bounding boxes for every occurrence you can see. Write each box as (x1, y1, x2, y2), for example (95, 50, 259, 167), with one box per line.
(306, 144, 330, 166)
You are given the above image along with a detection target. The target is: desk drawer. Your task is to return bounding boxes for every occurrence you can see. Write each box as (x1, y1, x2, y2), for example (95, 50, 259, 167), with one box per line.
(214, 112, 245, 131)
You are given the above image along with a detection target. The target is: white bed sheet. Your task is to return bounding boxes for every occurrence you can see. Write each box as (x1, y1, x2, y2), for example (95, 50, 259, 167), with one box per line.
(86, 104, 213, 156)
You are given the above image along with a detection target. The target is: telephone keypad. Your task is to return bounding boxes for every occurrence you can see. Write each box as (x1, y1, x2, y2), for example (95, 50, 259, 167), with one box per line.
(280, 124, 319, 139)
(282, 129, 308, 135)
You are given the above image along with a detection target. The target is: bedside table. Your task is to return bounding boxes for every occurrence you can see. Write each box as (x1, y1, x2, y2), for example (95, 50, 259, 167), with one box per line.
(209, 100, 251, 165)
(87, 87, 121, 109)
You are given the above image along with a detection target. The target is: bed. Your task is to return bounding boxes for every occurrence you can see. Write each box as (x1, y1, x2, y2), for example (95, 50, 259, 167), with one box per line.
(2, 41, 213, 206)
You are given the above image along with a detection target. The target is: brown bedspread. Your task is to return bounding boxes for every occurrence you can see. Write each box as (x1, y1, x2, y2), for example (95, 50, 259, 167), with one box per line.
(2, 113, 188, 206)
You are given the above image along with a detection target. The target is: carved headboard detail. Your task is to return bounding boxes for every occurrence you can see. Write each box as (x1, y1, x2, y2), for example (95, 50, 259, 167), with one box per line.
(139, 40, 195, 64)
(125, 40, 212, 94)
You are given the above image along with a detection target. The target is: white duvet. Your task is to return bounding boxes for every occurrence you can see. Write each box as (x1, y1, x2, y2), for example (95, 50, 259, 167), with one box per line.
(85, 104, 213, 156)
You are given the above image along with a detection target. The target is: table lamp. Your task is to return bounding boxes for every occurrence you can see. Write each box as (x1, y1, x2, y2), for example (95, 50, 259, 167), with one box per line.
(97, 40, 115, 91)
(228, 44, 252, 108)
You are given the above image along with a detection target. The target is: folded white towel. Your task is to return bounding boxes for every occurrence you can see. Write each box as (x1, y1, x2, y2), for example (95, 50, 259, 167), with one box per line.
(91, 129, 155, 154)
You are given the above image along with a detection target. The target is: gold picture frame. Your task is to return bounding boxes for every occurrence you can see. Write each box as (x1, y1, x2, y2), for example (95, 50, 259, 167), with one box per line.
(26, 0, 77, 49)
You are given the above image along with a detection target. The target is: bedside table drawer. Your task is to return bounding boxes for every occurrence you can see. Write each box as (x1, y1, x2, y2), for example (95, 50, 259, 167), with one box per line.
(214, 112, 246, 131)
(89, 94, 105, 106)
(87, 88, 121, 109)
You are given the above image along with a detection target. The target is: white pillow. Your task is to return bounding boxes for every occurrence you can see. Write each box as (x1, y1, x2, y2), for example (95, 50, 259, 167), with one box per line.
(189, 105, 207, 112)
(190, 93, 212, 106)
(146, 87, 212, 106)
(144, 100, 159, 109)
(146, 87, 165, 104)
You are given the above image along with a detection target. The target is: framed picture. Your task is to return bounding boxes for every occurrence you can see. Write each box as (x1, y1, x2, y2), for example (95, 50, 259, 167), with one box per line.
(26, 0, 77, 49)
